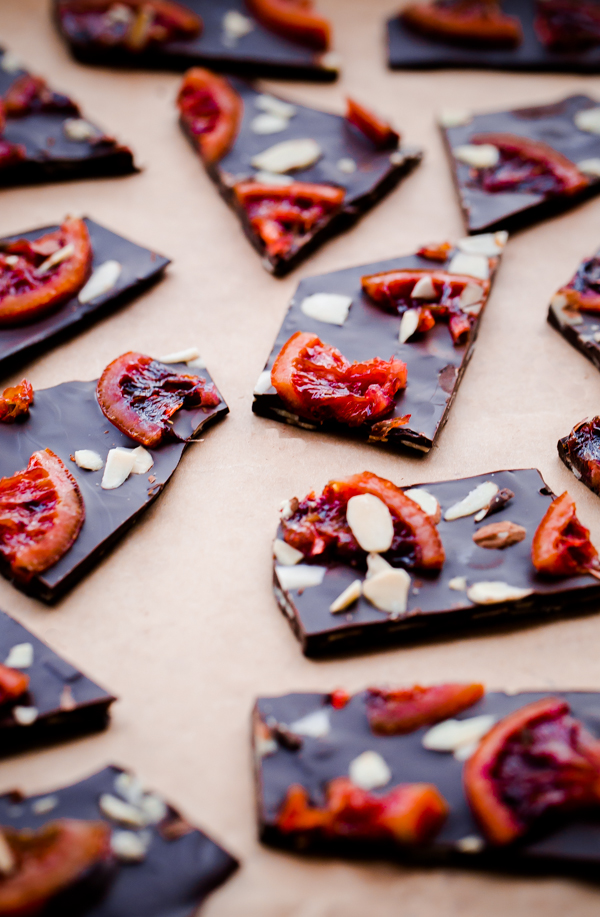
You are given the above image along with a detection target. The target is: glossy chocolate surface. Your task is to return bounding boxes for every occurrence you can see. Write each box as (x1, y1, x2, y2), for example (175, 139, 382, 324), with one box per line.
(0, 367, 228, 602)
(0, 608, 114, 755)
(548, 249, 600, 376)
(388, 0, 600, 73)
(0, 218, 169, 377)
(255, 688, 600, 875)
(252, 245, 499, 450)
(0, 48, 136, 186)
(272, 469, 600, 657)
(55, 0, 337, 81)
(442, 94, 600, 233)
(183, 80, 421, 276)
(0, 765, 238, 916)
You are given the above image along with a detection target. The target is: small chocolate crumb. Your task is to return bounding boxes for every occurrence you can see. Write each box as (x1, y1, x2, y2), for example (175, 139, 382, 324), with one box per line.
(268, 719, 303, 751)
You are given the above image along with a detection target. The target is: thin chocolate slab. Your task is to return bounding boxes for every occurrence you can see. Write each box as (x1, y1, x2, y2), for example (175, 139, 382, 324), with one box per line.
(0, 608, 114, 756)
(0, 365, 228, 603)
(55, 0, 338, 81)
(273, 469, 600, 657)
(252, 241, 501, 451)
(441, 94, 600, 233)
(0, 47, 136, 187)
(388, 0, 600, 73)
(0, 218, 169, 377)
(547, 250, 600, 374)
(255, 688, 600, 876)
(184, 79, 421, 276)
(0, 764, 238, 915)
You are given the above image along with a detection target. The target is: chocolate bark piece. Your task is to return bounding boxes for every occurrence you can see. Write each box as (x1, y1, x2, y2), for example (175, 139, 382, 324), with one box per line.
(254, 687, 600, 876)
(0, 608, 114, 755)
(547, 248, 600, 374)
(0, 218, 169, 378)
(181, 79, 421, 276)
(0, 48, 136, 187)
(0, 364, 228, 603)
(388, 0, 600, 73)
(441, 94, 600, 234)
(0, 765, 238, 915)
(54, 0, 338, 81)
(252, 237, 503, 451)
(272, 468, 600, 657)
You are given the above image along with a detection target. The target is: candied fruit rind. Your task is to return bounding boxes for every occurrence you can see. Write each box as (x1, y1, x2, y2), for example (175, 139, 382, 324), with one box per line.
(346, 98, 399, 150)
(367, 683, 484, 735)
(177, 68, 242, 165)
(246, 0, 331, 50)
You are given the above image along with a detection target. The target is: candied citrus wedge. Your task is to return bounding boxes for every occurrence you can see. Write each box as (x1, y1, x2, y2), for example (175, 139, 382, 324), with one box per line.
(271, 332, 406, 427)
(0, 217, 92, 327)
(417, 242, 452, 262)
(281, 470, 445, 572)
(346, 98, 399, 150)
(401, 0, 522, 48)
(464, 697, 600, 845)
(0, 819, 112, 915)
(534, 0, 600, 51)
(0, 449, 84, 582)
(531, 491, 599, 577)
(0, 663, 29, 705)
(177, 68, 242, 164)
(469, 133, 589, 196)
(3, 75, 76, 118)
(246, 0, 331, 50)
(58, 0, 201, 50)
(234, 182, 345, 259)
(97, 351, 220, 448)
(0, 380, 33, 424)
(556, 255, 600, 313)
(367, 683, 484, 735)
(559, 417, 600, 493)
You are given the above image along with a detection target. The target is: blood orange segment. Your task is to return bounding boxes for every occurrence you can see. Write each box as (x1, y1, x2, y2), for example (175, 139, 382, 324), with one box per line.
(469, 133, 589, 196)
(531, 491, 599, 576)
(177, 68, 242, 164)
(58, 0, 202, 50)
(346, 98, 399, 149)
(367, 683, 484, 735)
(0, 380, 33, 424)
(246, 0, 331, 50)
(401, 0, 523, 48)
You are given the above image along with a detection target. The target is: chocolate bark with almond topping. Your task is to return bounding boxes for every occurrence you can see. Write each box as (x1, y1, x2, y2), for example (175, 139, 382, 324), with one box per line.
(547, 246, 600, 374)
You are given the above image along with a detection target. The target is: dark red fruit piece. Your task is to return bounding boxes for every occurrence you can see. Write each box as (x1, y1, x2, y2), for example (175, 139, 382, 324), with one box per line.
(234, 182, 345, 259)
(0, 217, 92, 327)
(277, 777, 448, 844)
(177, 68, 242, 164)
(271, 332, 407, 427)
(346, 98, 399, 150)
(464, 697, 600, 845)
(468, 133, 589, 197)
(417, 242, 452, 262)
(0, 449, 84, 582)
(531, 491, 599, 577)
(366, 683, 484, 735)
(0, 102, 25, 170)
(0, 664, 29, 706)
(281, 470, 445, 572)
(97, 351, 220, 448)
(555, 255, 600, 313)
(0, 380, 33, 424)
(401, 0, 522, 48)
(559, 417, 600, 494)
(534, 0, 600, 51)
(57, 0, 201, 51)
(329, 689, 351, 709)
(3, 75, 77, 118)
(246, 0, 331, 50)
(0, 819, 112, 915)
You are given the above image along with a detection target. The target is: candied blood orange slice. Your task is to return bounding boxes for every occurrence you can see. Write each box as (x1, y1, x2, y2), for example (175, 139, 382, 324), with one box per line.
(277, 777, 448, 844)
(346, 98, 399, 150)
(401, 0, 522, 48)
(234, 182, 345, 259)
(281, 470, 445, 572)
(531, 491, 599, 577)
(469, 133, 589, 197)
(57, 0, 201, 50)
(0, 449, 84, 582)
(417, 242, 452, 262)
(0, 663, 29, 705)
(177, 68, 242, 164)
(246, 0, 331, 50)
(3, 75, 76, 118)
(0, 380, 33, 424)
(0, 217, 92, 327)
(0, 819, 112, 914)
(556, 255, 600, 313)
(534, 0, 600, 51)
(559, 417, 600, 494)
(464, 697, 600, 845)
(366, 683, 484, 735)
(271, 332, 406, 427)
(97, 351, 220, 448)
(0, 101, 26, 170)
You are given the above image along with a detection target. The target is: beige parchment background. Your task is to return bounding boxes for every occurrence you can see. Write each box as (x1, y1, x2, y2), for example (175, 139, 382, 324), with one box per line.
(2, 1, 600, 914)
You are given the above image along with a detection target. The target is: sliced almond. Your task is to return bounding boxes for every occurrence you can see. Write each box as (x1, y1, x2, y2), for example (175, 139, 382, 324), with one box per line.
(251, 138, 322, 174)
(456, 835, 485, 853)
(0, 51, 23, 73)
(362, 567, 410, 616)
(63, 118, 98, 142)
(78, 260, 122, 303)
(459, 280, 485, 309)
(448, 575, 467, 591)
(253, 370, 272, 395)
(346, 494, 394, 553)
(222, 9, 254, 41)
(467, 581, 534, 605)
(438, 108, 472, 128)
(453, 143, 500, 169)
(319, 51, 341, 72)
(101, 448, 136, 490)
(4, 643, 33, 668)
(329, 579, 362, 613)
(0, 832, 15, 877)
(337, 157, 357, 174)
(457, 233, 506, 257)
(279, 497, 298, 520)
(13, 706, 38, 726)
(276, 564, 326, 591)
(255, 94, 296, 120)
(158, 347, 199, 364)
(36, 243, 75, 277)
(447, 252, 490, 281)
(300, 292, 352, 326)
(129, 446, 154, 474)
(114, 772, 144, 806)
(444, 481, 499, 521)
(290, 709, 330, 738)
(348, 750, 391, 790)
(99, 793, 146, 827)
(422, 714, 496, 754)
(575, 107, 600, 135)
(410, 275, 437, 300)
(74, 449, 104, 471)
(251, 113, 289, 135)
(253, 171, 294, 186)
(111, 830, 150, 863)
(577, 158, 600, 177)
(404, 487, 441, 522)
(366, 553, 393, 578)
(399, 307, 421, 344)
(473, 521, 526, 550)
(32, 796, 59, 815)
(273, 538, 304, 566)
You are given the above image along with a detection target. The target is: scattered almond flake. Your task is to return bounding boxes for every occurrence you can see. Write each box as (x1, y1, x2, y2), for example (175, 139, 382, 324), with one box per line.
(366, 552, 392, 578)
(349, 750, 391, 790)
(456, 835, 485, 853)
(117, 445, 154, 475)
(251, 138, 322, 174)
(279, 497, 298, 520)
(575, 107, 600, 135)
(13, 706, 38, 726)
(101, 448, 136, 490)
(448, 576, 467, 591)
(32, 796, 58, 815)
(63, 118, 98, 142)
(290, 708, 330, 738)
(337, 157, 357, 174)
(362, 567, 410, 616)
(275, 564, 327, 591)
(453, 741, 480, 761)
(4, 255, 19, 266)
(404, 487, 440, 521)
(273, 538, 304, 566)
(457, 233, 506, 257)
(422, 714, 496, 754)
(444, 481, 499, 521)
(74, 449, 104, 471)
(594, 331, 600, 343)
(222, 9, 254, 42)
(253, 171, 294, 186)
(467, 581, 534, 604)
(329, 579, 362, 613)
(447, 251, 490, 281)
(36, 243, 75, 277)
(107, 3, 133, 24)
(4, 643, 33, 669)
(0, 832, 15, 877)
(459, 280, 484, 310)
(389, 150, 405, 165)
(255, 720, 277, 758)
(111, 829, 150, 863)
(399, 307, 420, 344)
(114, 772, 144, 807)
(320, 51, 341, 71)
(300, 292, 352, 326)
(253, 370, 272, 395)
(438, 108, 472, 128)
(410, 275, 437, 300)
(99, 793, 146, 827)
(140, 793, 167, 825)
(158, 347, 199, 364)
(577, 157, 600, 177)
(255, 94, 296, 120)
(453, 143, 500, 169)
(187, 355, 206, 369)
(78, 260, 122, 304)
(0, 51, 23, 73)
(346, 494, 394, 553)
(60, 685, 76, 711)
(251, 113, 290, 135)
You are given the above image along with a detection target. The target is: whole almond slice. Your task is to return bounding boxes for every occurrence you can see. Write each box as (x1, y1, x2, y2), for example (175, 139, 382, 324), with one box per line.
(411, 275, 437, 300)
(467, 581, 533, 605)
(276, 564, 326, 591)
(300, 292, 352, 326)
(78, 260, 122, 304)
(349, 750, 391, 790)
(329, 579, 362, 613)
(399, 307, 420, 344)
(457, 233, 507, 257)
(453, 144, 500, 169)
(346, 494, 394, 553)
(251, 138, 322, 174)
(74, 449, 104, 471)
(473, 521, 526, 550)
(273, 539, 304, 566)
(459, 280, 485, 309)
(444, 481, 499, 521)
(422, 714, 496, 754)
(101, 448, 136, 490)
(447, 252, 490, 281)
(362, 567, 410, 616)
